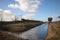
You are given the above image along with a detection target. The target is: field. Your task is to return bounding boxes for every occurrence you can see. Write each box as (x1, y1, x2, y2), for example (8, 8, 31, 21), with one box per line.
(0, 19, 43, 40)
(0, 19, 43, 32)
(46, 21, 60, 40)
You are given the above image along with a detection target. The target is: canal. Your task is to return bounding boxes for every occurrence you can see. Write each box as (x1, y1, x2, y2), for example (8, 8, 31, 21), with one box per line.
(20, 23, 48, 40)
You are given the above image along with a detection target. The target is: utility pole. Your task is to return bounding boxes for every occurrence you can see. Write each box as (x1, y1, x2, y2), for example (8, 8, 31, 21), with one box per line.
(0, 9, 3, 30)
(15, 15, 17, 21)
(15, 15, 22, 21)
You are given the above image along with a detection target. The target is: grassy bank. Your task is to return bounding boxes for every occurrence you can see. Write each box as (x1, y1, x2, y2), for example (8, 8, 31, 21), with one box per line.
(0, 31, 28, 40)
(46, 21, 60, 40)
(0, 19, 43, 32)
(0, 19, 43, 40)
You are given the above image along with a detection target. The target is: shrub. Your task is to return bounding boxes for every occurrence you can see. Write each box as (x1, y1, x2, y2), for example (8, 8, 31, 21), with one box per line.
(24, 24, 33, 29)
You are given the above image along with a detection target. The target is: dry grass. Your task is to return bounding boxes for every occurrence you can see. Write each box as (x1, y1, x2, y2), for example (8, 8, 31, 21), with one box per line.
(46, 21, 60, 40)
(0, 31, 28, 40)
(0, 20, 43, 32)
(0, 19, 43, 40)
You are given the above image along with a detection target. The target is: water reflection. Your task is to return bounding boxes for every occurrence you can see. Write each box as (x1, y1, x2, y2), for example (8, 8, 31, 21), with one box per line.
(21, 23, 48, 40)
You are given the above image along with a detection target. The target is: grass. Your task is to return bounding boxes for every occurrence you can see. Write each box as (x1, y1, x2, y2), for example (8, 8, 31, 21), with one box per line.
(24, 23, 43, 29)
(0, 19, 43, 40)
(0, 19, 43, 32)
(47, 21, 60, 40)
(0, 31, 27, 40)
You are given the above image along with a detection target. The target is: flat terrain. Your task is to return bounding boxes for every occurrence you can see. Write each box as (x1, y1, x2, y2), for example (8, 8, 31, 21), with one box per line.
(0, 31, 28, 40)
(0, 19, 43, 40)
(0, 19, 43, 32)
(46, 21, 60, 40)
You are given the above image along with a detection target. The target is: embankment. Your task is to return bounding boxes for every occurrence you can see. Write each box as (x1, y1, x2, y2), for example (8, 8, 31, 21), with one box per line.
(46, 21, 60, 40)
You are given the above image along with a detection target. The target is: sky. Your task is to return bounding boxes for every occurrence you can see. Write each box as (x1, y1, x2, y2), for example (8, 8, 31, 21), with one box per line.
(0, 0, 60, 21)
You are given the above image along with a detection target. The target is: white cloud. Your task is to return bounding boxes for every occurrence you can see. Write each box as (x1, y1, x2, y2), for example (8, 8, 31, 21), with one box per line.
(0, 9, 15, 21)
(0, 9, 3, 21)
(8, 4, 19, 8)
(0, 9, 3, 11)
(22, 13, 35, 19)
(0, 9, 3, 15)
(0, 9, 35, 21)
(3, 10, 12, 14)
(8, 0, 41, 12)
(8, 4, 15, 8)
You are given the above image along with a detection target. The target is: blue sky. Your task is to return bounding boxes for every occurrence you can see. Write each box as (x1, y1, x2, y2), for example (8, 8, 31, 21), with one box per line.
(0, 0, 60, 21)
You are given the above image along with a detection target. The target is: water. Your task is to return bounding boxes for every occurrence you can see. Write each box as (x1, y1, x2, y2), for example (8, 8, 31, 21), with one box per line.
(7, 23, 48, 40)
(21, 23, 48, 40)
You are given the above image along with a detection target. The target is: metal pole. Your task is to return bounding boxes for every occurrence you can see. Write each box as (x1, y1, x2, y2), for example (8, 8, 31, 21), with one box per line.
(1, 10, 3, 29)
(15, 15, 16, 21)
(0, 10, 3, 30)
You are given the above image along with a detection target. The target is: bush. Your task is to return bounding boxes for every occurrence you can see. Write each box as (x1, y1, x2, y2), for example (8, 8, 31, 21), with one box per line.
(24, 24, 33, 29)
(48, 17, 53, 23)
